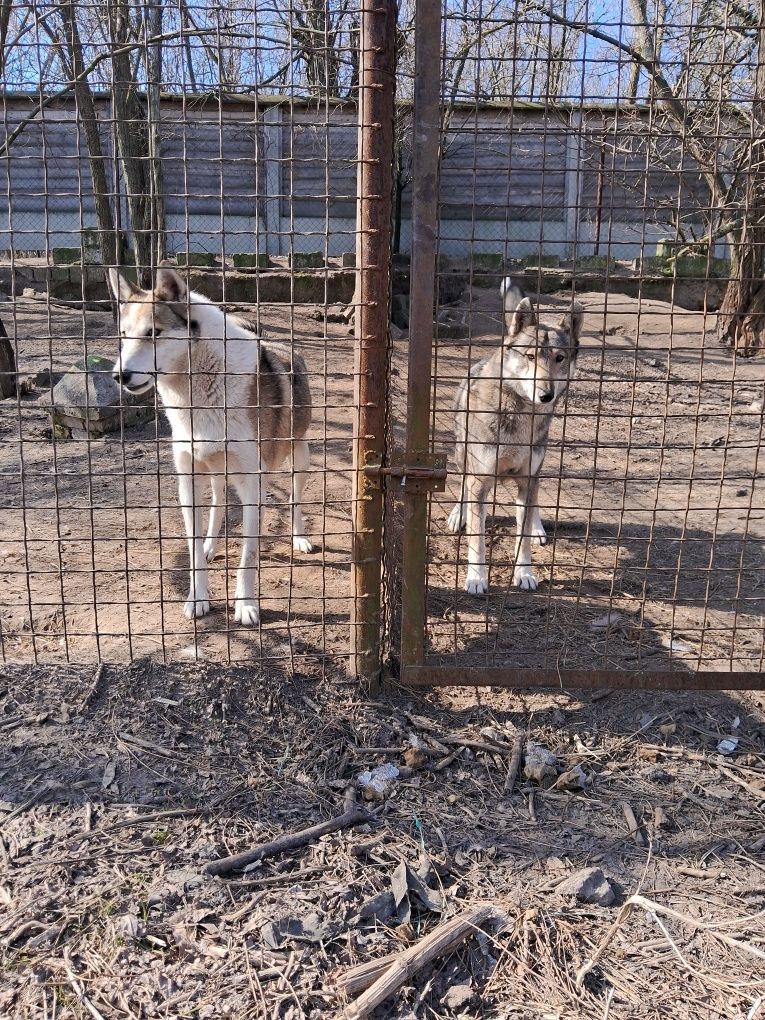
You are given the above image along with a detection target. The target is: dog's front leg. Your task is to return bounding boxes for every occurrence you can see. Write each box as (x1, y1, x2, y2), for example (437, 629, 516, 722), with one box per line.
(291, 439, 314, 553)
(514, 476, 538, 590)
(176, 455, 211, 619)
(464, 474, 489, 595)
(232, 470, 261, 626)
(527, 472, 547, 546)
(204, 474, 225, 562)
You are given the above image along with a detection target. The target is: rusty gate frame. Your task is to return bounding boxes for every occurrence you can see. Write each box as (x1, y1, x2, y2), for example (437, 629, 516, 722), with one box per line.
(393, 0, 765, 692)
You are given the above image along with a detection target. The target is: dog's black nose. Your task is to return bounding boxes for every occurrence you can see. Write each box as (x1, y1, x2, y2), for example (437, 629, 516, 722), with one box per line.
(539, 390, 554, 403)
(113, 370, 132, 387)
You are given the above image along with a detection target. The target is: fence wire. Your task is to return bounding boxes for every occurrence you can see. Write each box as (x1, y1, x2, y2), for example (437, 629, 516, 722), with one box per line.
(407, 0, 765, 681)
(0, 1, 374, 670)
(0, 0, 763, 683)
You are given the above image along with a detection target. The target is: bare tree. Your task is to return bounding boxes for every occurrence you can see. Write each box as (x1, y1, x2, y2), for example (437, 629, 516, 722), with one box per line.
(55, 0, 120, 269)
(534, 0, 765, 355)
(107, 0, 164, 283)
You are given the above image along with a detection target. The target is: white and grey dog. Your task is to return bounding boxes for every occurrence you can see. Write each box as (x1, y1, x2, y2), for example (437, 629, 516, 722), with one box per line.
(109, 263, 314, 626)
(447, 279, 583, 594)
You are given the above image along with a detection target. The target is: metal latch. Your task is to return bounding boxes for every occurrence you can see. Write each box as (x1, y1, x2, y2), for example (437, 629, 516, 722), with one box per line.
(364, 451, 447, 493)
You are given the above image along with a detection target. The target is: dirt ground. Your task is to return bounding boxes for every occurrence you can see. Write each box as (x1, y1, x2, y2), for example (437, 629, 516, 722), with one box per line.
(1, 663, 765, 1018)
(1, 284, 763, 673)
(1, 284, 765, 1018)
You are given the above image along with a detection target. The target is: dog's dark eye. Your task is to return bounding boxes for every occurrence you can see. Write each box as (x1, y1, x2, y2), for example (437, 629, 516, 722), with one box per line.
(145, 328, 162, 339)
(526, 353, 535, 361)
(555, 353, 565, 363)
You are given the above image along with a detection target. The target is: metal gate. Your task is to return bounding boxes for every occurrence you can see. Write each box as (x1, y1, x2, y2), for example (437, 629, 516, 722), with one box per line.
(389, 0, 765, 691)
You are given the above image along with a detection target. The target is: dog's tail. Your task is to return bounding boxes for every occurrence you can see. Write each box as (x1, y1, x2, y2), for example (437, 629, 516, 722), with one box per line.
(500, 277, 525, 314)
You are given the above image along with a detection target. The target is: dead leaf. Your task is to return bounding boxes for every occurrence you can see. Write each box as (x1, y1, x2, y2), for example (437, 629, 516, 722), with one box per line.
(101, 760, 116, 790)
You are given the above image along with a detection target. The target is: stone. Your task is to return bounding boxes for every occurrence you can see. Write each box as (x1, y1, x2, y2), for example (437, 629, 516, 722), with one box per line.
(52, 248, 81, 265)
(557, 867, 615, 906)
(671, 255, 707, 277)
(472, 252, 504, 273)
(49, 355, 155, 439)
(441, 983, 474, 1010)
(523, 741, 558, 783)
(176, 252, 217, 267)
(523, 253, 560, 268)
(575, 255, 614, 272)
(290, 251, 325, 269)
(232, 252, 271, 269)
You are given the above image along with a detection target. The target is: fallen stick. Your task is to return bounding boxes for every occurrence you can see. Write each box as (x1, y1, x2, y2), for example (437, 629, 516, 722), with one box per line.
(621, 801, 645, 846)
(504, 732, 524, 794)
(575, 893, 765, 989)
(78, 663, 105, 714)
(118, 731, 174, 758)
(432, 746, 464, 772)
(62, 949, 108, 1020)
(206, 788, 370, 877)
(339, 903, 498, 1019)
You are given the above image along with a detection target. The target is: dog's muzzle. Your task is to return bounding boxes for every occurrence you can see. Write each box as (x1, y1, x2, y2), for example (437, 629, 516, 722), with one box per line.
(113, 369, 153, 395)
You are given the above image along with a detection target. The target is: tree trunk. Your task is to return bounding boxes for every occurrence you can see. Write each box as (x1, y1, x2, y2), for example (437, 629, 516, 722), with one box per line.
(109, 0, 164, 286)
(59, 0, 119, 270)
(717, 0, 765, 356)
(145, 0, 166, 265)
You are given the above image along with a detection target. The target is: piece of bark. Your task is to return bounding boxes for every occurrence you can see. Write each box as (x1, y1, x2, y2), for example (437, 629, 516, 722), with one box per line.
(338, 903, 498, 1018)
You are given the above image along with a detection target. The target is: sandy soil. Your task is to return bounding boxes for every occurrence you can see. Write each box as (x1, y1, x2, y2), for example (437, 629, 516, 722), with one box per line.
(1, 284, 764, 1019)
(1, 286, 762, 676)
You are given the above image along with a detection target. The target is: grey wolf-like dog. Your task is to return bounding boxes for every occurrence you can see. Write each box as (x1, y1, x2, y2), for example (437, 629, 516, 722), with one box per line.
(447, 279, 583, 594)
(110, 264, 313, 626)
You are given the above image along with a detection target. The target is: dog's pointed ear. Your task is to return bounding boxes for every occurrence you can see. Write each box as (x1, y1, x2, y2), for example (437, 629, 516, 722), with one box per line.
(108, 268, 138, 304)
(155, 262, 187, 303)
(559, 302, 584, 344)
(507, 296, 536, 338)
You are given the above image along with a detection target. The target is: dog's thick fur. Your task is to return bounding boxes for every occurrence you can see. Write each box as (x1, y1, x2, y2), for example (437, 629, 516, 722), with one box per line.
(447, 279, 583, 594)
(109, 264, 313, 626)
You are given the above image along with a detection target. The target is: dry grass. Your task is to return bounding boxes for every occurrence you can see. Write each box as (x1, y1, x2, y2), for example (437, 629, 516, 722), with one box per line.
(2, 661, 765, 1019)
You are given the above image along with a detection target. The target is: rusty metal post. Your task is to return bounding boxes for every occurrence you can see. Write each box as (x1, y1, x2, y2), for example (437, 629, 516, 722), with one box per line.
(351, 0, 396, 681)
(399, 0, 442, 673)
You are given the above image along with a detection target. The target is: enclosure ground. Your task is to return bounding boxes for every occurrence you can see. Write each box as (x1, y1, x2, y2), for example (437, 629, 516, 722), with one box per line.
(1, 287, 763, 673)
(1, 662, 765, 1019)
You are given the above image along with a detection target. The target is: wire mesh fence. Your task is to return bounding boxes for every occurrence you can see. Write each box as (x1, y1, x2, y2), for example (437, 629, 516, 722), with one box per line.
(0, 1, 379, 670)
(0, 0, 763, 685)
(397, 0, 765, 685)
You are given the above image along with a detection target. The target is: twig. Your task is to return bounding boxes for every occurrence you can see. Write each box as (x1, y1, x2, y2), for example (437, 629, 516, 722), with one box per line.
(243, 944, 269, 1016)
(504, 733, 524, 794)
(78, 663, 105, 713)
(621, 801, 645, 846)
(339, 903, 498, 1019)
(206, 788, 370, 877)
(432, 747, 464, 772)
(117, 732, 174, 758)
(0, 782, 59, 830)
(62, 949, 108, 1020)
(576, 893, 765, 989)
(591, 687, 614, 703)
(717, 765, 765, 800)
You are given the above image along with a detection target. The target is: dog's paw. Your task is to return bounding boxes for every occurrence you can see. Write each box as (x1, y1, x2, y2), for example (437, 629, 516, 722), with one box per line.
(447, 504, 466, 534)
(234, 598, 260, 627)
(203, 539, 219, 562)
(293, 535, 314, 554)
(465, 568, 488, 595)
(184, 595, 211, 620)
(513, 567, 538, 591)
